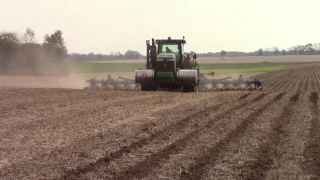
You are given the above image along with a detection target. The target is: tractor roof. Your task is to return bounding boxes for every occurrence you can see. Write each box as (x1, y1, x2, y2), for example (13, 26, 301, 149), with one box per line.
(155, 37, 186, 44)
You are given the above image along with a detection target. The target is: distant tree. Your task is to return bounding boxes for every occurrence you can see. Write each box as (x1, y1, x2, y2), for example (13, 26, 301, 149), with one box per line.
(258, 48, 263, 56)
(21, 27, 35, 44)
(296, 45, 305, 55)
(305, 43, 315, 54)
(290, 46, 298, 55)
(125, 50, 141, 59)
(0, 32, 20, 74)
(220, 50, 227, 57)
(43, 30, 68, 56)
(43, 30, 69, 75)
(272, 47, 279, 55)
(281, 49, 287, 55)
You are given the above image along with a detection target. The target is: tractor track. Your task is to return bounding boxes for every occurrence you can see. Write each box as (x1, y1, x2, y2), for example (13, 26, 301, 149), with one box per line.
(110, 93, 270, 180)
(303, 92, 320, 178)
(237, 92, 300, 180)
(179, 92, 286, 180)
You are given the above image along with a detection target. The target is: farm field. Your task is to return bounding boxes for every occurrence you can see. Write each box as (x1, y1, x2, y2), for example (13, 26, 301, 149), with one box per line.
(69, 55, 320, 78)
(1, 65, 320, 179)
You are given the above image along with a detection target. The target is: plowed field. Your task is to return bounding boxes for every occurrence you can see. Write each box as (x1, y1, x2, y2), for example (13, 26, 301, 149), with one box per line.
(1, 65, 320, 180)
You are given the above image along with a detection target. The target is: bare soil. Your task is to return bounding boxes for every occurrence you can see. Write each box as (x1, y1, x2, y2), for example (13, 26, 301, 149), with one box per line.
(1, 65, 320, 180)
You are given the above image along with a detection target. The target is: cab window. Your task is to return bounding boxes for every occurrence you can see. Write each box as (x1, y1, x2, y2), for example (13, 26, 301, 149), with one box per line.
(159, 43, 180, 54)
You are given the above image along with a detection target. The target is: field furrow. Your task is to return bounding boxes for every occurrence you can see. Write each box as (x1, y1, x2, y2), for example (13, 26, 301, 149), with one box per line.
(303, 92, 320, 179)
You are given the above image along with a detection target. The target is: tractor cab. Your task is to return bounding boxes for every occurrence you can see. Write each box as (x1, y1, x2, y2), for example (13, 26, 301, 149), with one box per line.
(156, 37, 185, 67)
(146, 37, 194, 70)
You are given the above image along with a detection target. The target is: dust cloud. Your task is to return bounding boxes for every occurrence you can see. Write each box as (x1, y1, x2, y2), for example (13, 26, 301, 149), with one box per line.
(0, 75, 87, 89)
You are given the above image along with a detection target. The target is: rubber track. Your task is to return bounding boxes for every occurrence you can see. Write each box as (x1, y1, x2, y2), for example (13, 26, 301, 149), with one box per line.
(112, 93, 269, 180)
(303, 92, 320, 178)
(59, 97, 227, 179)
(179, 92, 286, 180)
(238, 92, 300, 180)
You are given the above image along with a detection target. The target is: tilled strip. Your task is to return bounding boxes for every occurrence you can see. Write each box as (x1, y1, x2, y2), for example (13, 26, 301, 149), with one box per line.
(237, 92, 300, 180)
(179, 92, 286, 180)
(288, 69, 304, 91)
(313, 66, 320, 91)
(0, 94, 222, 179)
(58, 96, 234, 179)
(111, 93, 269, 180)
(304, 68, 311, 91)
(297, 70, 305, 91)
(262, 70, 288, 86)
(302, 92, 320, 178)
(299, 68, 309, 91)
(266, 69, 294, 90)
(278, 69, 301, 91)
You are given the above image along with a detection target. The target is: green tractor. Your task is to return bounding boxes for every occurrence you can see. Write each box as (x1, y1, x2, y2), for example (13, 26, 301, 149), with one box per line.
(135, 37, 200, 92)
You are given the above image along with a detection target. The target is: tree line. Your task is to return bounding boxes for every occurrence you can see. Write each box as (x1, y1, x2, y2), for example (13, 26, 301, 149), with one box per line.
(218, 43, 320, 57)
(69, 43, 320, 62)
(68, 50, 143, 62)
(0, 28, 68, 76)
(1, 27, 319, 72)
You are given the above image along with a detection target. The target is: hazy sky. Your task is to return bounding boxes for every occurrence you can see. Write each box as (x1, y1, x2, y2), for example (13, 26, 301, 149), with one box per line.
(1, 0, 320, 54)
